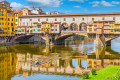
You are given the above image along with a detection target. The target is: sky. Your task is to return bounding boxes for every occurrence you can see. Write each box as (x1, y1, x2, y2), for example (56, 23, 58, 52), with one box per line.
(1, 0, 120, 14)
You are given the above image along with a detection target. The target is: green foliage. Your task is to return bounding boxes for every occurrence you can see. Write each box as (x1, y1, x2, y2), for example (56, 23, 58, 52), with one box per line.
(92, 69, 96, 75)
(82, 72, 89, 79)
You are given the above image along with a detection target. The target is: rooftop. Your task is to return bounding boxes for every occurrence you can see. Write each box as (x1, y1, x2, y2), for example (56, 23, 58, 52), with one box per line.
(19, 12, 120, 18)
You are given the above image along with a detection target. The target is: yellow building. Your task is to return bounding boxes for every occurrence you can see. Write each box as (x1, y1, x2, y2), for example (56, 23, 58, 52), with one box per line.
(0, 3, 7, 36)
(0, 1, 22, 37)
(7, 10, 16, 36)
(87, 21, 116, 34)
(41, 22, 51, 33)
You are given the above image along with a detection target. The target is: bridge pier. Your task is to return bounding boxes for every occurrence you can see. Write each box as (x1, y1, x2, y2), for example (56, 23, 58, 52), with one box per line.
(96, 34, 106, 46)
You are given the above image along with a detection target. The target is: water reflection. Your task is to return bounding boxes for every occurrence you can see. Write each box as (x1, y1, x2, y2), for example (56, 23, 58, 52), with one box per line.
(0, 38, 120, 80)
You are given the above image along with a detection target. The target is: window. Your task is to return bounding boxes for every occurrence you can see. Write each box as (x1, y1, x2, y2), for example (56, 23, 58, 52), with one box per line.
(102, 17, 105, 20)
(111, 30, 113, 32)
(97, 29, 101, 31)
(20, 19, 22, 21)
(92, 18, 94, 21)
(55, 18, 57, 21)
(11, 23, 13, 26)
(73, 18, 75, 21)
(94, 25, 97, 27)
(82, 18, 84, 20)
(113, 17, 115, 20)
(12, 27, 14, 31)
(8, 18, 9, 21)
(16, 19, 18, 22)
(30, 19, 32, 21)
(38, 19, 40, 21)
(46, 18, 48, 21)
(94, 29, 96, 31)
(12, 19, 13, 21)
(64, 18, 66, 21)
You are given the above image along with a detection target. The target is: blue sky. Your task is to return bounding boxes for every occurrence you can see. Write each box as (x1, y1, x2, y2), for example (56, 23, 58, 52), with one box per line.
(2, 0, 120, 14)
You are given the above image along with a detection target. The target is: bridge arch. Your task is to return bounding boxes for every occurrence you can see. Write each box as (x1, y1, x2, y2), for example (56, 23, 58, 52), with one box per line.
(11, 34, 46, 44)
(79, 22, 87, 31)
(61, 23, 69, 31)
(70, 23, 78, 31)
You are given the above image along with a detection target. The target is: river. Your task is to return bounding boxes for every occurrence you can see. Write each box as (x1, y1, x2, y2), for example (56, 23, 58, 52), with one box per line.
(0, 37, 120, 80)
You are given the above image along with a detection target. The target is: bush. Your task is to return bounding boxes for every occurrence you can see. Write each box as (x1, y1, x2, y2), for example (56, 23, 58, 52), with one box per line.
(82, 72, 89, 79)
(92, 69, 96, 75)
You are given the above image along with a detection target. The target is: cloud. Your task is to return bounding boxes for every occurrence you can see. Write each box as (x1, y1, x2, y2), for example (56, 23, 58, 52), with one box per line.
(74, 6, 81, 8)
(27, 0, 62, 7)
(10, 2, 24, 10)
(90, 1, 114, 7)
(69, 0, 88, 3)
(112, 1, 120, 4)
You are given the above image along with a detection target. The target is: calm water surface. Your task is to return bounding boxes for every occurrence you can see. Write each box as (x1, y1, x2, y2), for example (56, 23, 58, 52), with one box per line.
(0, 37, 120, 80)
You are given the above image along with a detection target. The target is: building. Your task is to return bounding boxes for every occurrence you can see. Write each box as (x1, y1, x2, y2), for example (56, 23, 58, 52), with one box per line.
(0, 0, 22, 37)
(17, 21, 60, 34)
(21, 7, 45, 16)
(87, 21, 117, 34)
(0, 3, 7, 36)
(19, 12, 120, 34)
(46, 11, 64, 15)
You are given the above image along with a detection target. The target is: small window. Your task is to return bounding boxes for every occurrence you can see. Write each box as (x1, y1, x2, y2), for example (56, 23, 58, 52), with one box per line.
(92, 18, 94, 21)
(64, 18, 66, 21)
(113, 17, 115, 20)
(46, 18, 48, 21)
(38, 19, 40, 21)
(55, 18, 57, 21)
(73, 18, 75, 21)
(82, 18, 84, 21)
(102, 17, 105, 20)
(30, 19, 32, 21)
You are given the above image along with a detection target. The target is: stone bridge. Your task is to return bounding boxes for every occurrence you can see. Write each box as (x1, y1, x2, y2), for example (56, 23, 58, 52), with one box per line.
(1, 30, 120, 46)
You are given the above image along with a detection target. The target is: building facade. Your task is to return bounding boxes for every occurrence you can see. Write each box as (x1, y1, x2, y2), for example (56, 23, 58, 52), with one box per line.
(19, 13, 120, 35)
(0, 1, 22, 37)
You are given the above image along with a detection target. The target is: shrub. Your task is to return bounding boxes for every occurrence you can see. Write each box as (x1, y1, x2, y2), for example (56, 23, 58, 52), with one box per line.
(82, 72, 89, 79)
(92, 69, 96, 75)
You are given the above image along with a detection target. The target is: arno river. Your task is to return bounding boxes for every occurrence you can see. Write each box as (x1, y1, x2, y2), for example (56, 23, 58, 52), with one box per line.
(0, 37, 120, 80)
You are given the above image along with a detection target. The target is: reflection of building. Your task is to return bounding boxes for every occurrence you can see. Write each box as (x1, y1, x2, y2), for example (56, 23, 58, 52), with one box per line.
(87, 59, 120, 70)
(0, 52, 16, 80)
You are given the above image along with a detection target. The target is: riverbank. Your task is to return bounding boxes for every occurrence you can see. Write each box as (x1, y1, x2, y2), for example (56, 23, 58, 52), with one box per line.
(79, 66, 120, 80)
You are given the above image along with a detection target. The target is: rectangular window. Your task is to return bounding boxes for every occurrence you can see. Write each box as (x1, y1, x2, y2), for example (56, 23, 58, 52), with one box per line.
(11, 23, 13, 26)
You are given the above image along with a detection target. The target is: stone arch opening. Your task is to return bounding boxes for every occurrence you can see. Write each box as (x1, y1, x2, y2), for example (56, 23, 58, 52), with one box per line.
(79, 22, 87, 31)
(70, 23, 78, 31)
(70, 59, 78, 68)
(61, 23, 69, 31)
